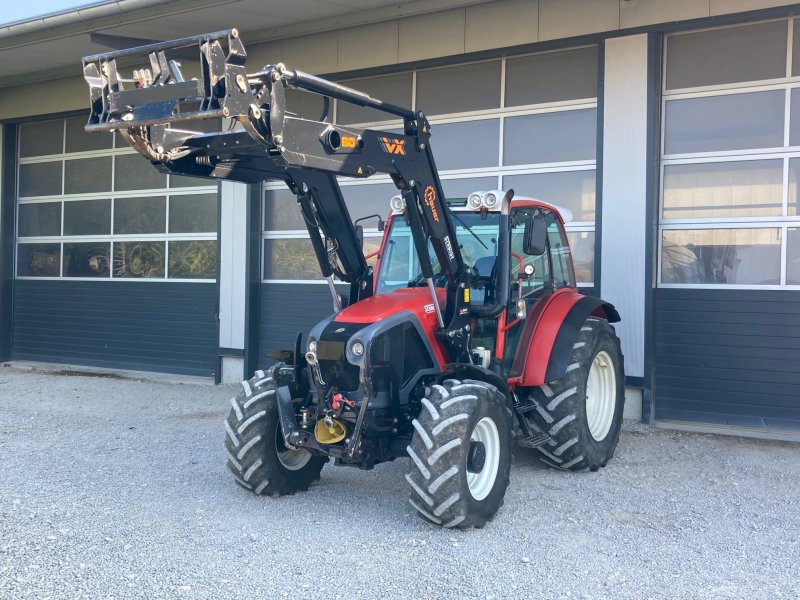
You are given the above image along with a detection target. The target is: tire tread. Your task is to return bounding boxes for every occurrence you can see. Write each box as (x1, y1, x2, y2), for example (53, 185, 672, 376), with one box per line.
(523, 318, 624, 472)
(223, 363, 326, 496)
(406, 380, 513, 529)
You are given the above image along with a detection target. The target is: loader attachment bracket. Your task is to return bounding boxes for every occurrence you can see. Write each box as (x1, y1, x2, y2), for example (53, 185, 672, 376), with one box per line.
(83, 29, 250, 133)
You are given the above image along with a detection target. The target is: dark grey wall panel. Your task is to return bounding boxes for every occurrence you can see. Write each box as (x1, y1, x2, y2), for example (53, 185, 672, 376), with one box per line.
(0, 125, 17, 362)
(13, 280, 217, 377)
(259, 283, 338, 368)
(654, 288, 800, 431)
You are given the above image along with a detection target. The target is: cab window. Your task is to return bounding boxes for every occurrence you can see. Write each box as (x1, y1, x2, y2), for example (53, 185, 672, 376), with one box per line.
(546, 212, 575, 288)
(510, 208, 550, 292)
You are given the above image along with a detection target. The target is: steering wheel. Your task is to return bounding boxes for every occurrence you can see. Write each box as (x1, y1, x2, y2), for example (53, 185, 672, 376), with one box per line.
(409, 270, 447, 288)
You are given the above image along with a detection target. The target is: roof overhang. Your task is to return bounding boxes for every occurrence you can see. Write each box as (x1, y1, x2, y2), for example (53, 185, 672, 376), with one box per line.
(0, 0, 484, 87)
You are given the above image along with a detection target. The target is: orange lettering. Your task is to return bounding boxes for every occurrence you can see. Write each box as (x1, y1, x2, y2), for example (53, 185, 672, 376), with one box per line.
(379, 137, 406, 155)
(424, 185, 439, 222)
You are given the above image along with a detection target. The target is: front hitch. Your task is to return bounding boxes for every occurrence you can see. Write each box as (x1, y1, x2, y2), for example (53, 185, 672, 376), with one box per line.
(272, 363, 362, 460)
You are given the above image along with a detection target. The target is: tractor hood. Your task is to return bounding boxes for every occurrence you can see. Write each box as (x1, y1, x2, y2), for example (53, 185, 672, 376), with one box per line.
(332, 287, 448, 368)
(335, 287, 446, 327)
(306, 287, 449, 394)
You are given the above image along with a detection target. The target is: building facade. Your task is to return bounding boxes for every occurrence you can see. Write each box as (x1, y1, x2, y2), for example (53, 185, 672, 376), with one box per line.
(1, 0, 799, 438)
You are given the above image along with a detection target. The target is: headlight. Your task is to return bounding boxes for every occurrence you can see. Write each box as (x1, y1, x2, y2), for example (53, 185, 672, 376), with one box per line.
(467, 190, 504, 210)
(307, 340, 317, 353)
(351, 341, 365, 356)
(390, 195, 406, 213)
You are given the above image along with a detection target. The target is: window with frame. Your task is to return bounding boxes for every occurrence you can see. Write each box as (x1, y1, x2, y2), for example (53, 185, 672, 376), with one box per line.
(659, 19, 800, 288)
(547, 212, 575, 289)
(15, 117, 219, 281)
(510, 208, 551, 291)
(263, 45, 599, 286)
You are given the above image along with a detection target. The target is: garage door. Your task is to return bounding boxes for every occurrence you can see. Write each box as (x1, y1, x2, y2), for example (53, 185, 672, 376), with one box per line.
(13, 116, 219, 377)
(655, 20, 800, 431)
(259, 44, 601, 364)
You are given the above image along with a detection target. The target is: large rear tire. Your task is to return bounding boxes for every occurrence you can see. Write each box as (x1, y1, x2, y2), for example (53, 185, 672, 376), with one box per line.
(524, 317, 624, 471)
(224, 365, 327, 495)
(406, 379, 513, 529)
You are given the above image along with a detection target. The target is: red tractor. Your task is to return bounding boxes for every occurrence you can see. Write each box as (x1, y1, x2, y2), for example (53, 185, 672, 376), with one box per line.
(83, 29, 624, 528)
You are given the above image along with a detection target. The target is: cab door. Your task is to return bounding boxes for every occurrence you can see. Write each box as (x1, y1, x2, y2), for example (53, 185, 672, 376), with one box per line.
(501, 207, 554, 368)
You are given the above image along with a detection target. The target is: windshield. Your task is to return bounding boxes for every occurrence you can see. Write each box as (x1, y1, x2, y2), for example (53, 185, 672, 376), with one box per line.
(376, 212, 500, 294)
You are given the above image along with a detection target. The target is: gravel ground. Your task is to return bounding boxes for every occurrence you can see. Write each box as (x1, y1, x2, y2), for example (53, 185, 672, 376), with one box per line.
(0, 366, 798, 600)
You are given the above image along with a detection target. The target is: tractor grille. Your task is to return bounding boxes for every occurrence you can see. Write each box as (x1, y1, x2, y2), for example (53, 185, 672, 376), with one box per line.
(317, 321, 368, 392)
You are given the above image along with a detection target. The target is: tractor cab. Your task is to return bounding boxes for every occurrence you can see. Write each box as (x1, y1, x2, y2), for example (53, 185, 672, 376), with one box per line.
(372, 191, 576, 369)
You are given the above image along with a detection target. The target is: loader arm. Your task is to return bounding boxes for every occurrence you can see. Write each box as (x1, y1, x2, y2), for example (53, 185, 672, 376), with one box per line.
(82, 28, 471, 354)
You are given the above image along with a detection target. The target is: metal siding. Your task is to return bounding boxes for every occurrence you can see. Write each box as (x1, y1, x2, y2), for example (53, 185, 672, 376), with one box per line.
(258, 283, 336, 367)
(0, 125, 13, 361)
(0, 76, 88, 121)
(218, 181, 247, 349)
(709, 0, 799, 15)
(654, 288, 800, 430)
(539, 0, 620, 41)
(620, 0, 710, 28)
(337, 21, 399, 72)
(398, 9, 466, 63)
(283, 30, 338, 74)
(464, 0, 539, 53)
(12, 280, 217, 377)
(601, 34, 649, 378)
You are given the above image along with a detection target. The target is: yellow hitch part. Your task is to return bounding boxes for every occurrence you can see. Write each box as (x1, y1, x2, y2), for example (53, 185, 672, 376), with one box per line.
(314, 418, 347, 444)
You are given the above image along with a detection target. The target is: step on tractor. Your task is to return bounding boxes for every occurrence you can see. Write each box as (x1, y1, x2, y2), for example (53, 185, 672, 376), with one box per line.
(82, 29, 625, 528)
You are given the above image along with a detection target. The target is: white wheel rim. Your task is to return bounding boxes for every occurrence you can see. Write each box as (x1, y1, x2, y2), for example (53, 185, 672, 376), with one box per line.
(585, 350, 617, 442)
(276, 428, 312, 471)
(466, 417, 500, 501)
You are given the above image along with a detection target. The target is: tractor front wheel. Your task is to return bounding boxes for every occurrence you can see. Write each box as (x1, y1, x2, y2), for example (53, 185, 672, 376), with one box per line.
(224, 365, 327, 495)
(406, 379, 513, 529)
(525, 317, 625, 471)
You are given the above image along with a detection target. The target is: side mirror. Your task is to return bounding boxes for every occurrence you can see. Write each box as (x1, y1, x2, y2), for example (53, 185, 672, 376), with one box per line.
(523, 213, 547, 255)
(355, 214, 385, 232)
(355, 224, 364, 250)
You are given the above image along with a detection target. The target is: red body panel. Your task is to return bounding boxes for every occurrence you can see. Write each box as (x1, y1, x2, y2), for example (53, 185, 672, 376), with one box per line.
(511, 287, 584, 387)
(334, 287, 449, 368)
(355, 199, 582, 379)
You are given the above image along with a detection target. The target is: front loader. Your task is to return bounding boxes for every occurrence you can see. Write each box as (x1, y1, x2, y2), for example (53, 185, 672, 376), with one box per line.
(82, 29, 625, 528)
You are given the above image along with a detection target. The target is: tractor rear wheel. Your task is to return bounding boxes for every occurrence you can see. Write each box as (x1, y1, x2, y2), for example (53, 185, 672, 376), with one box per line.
(525, 317, 624, 471)
(406, 379, 513, 529)
(224, 365, 327, 495)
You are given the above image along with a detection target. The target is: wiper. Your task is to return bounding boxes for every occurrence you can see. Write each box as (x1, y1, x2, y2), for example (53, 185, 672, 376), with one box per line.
(450, 211, 488, 250)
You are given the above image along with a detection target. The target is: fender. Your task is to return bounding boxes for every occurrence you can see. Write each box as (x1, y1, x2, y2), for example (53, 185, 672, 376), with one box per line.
(440, 363, 510, 403)
(515, 290, 620, 387)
